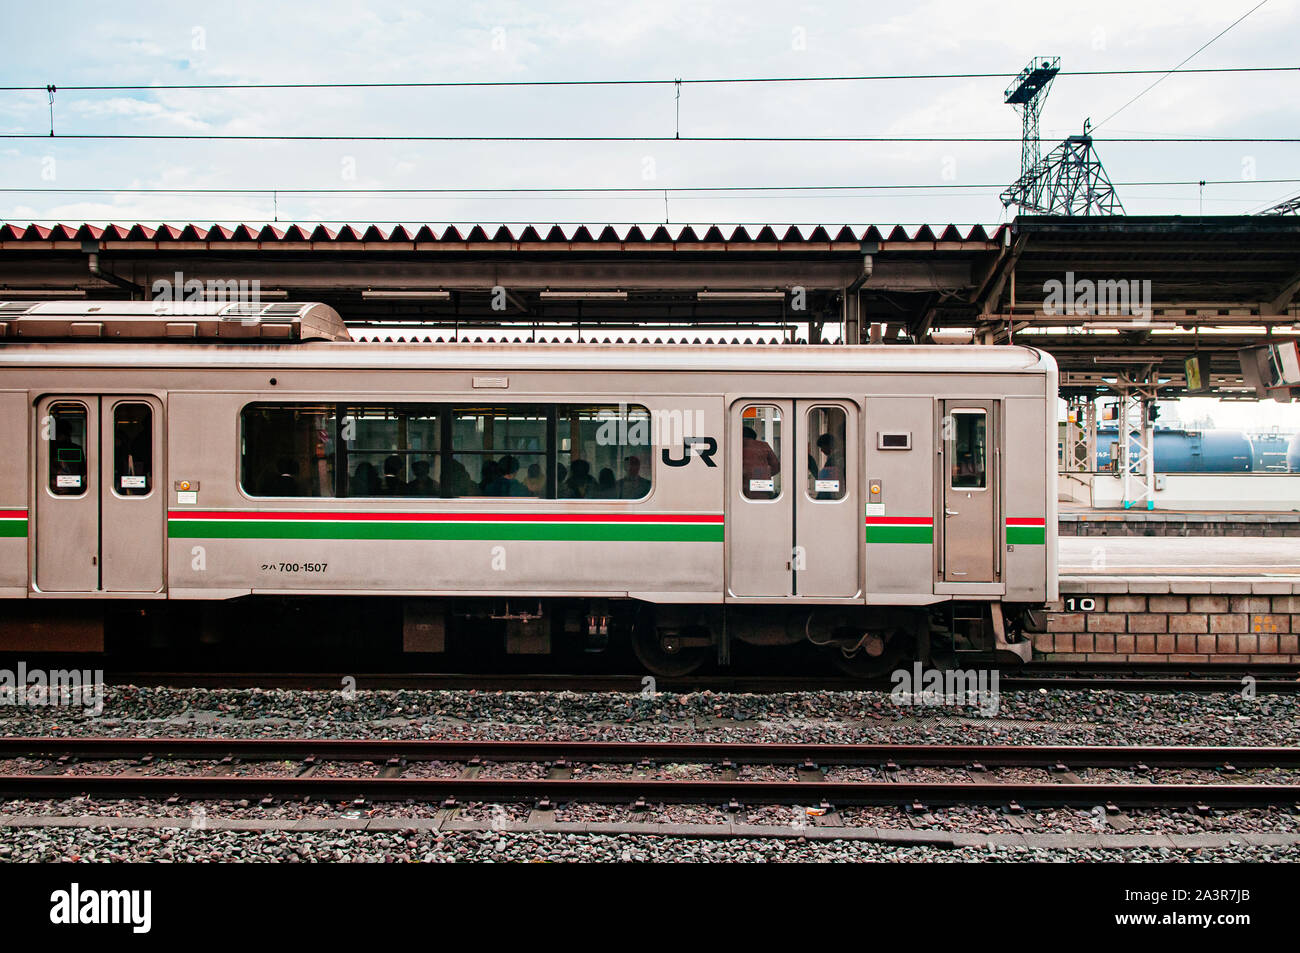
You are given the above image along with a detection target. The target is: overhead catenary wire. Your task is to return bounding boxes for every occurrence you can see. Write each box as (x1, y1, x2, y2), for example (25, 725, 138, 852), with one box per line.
(0, 64, 1295, 93)
(3, 179, 1299, 197)
(1093, 0, 1274, 131)
(2, 133, 1297, 143)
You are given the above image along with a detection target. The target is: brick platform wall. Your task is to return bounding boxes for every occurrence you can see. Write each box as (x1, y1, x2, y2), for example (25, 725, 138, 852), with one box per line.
(1058, 514, 1300, 537)
(1036, 585, 1300, 664)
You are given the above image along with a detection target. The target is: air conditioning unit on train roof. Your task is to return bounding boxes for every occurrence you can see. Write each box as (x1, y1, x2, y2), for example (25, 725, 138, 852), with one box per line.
(929, 329, 975, 345)
(0, 300, 351, 342)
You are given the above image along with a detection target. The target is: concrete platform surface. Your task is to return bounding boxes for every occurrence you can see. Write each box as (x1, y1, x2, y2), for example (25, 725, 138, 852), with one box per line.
(1059, 536, 1300, 575)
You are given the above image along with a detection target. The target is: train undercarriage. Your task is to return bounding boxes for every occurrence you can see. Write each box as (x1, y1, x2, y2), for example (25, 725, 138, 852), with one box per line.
(0, 596, 1043, 676)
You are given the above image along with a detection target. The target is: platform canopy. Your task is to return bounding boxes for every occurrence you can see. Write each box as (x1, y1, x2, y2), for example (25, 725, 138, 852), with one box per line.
(0, 215, 1297, 396)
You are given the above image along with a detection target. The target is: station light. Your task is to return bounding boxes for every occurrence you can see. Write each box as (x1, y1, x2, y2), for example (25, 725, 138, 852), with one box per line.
(361, 290, 452, 300)
(696, 291, 786, 300)
(538, 291, 627, 300)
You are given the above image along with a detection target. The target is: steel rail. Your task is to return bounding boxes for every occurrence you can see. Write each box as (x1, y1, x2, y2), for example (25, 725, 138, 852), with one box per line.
(0, 774, 1297, 809)
(95, 670, 1300, 694)
(1, 738, 1296, 767)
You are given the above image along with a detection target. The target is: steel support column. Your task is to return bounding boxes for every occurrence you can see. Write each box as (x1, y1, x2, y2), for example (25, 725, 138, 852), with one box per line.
(1063, 396, 1098, 472)
(1112, 379, 1159, 510)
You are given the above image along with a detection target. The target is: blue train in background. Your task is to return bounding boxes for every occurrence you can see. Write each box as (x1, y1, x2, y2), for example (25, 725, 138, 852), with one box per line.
(1061, 422, 1300, 473)
(1094, 427, 1257, 472)
(1251, 430, 1297, 472)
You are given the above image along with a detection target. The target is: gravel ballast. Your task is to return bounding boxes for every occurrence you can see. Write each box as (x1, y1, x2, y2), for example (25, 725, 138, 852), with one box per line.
(2, 683, 1298, 862)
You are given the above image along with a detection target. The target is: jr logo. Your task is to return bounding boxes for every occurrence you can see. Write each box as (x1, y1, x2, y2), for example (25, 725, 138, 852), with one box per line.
(662, 436, 718, 468)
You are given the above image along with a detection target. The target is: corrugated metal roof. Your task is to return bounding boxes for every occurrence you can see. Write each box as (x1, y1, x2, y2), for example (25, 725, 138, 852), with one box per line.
(0, 222, 1000, 245)
(349, 329, 809, 345)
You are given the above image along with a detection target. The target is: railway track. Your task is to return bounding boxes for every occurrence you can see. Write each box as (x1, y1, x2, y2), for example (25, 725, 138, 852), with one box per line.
(3, 738, 1299, 809)
(96, 666, 1300, 694)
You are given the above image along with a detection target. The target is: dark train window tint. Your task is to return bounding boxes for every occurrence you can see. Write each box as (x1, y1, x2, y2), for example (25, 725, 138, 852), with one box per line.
(113, 403, 153, 496)
(341, 404, 440, 497)
(741, 405, 782, 500)
(806, 407, 846, 501)
(48, 402, 88, 496)
(451, 405, 548, 498)
(557, 405, 651, 500)
(241, 404, 335, 497)
(240, 401, 654, 501)
(950, 410, 987, 489)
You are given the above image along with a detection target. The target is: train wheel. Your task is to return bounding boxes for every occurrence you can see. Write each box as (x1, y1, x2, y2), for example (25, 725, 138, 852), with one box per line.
(632, 625, 710, 677)
(827, 629, 910, 678)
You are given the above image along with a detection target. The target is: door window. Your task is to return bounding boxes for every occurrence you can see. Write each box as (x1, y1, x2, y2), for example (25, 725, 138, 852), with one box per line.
(949, 409, 987, 489)
(740, 405, 782, 500)
(48, 402, 88, 496)
(113, 402, 153, 496)
(806, 406, 847, 500)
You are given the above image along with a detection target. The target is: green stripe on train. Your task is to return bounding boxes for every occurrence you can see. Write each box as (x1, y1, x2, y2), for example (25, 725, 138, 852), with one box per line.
(1006, 525, 1046, 545)
(865, 524, 933, 545)
(168, 520, 723, 543)
(0, 519, 27, 538)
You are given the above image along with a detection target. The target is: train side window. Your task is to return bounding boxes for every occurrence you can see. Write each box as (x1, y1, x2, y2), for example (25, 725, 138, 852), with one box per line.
(741, 405, 782, 500)
(806, 406, 846, 500)
(450, 406, 548, 497)
(240, 401, 656, 501)
(341, 404, 440, 497)
(558, 405, 652, 500)
(240, 404, 334, 497)
(112, 402, 152, 496)
(48, 402, 88, 496)
(949, 409, 987, 489)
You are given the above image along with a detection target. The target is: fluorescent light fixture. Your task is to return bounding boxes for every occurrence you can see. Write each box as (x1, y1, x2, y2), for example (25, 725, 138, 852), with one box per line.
(362, 290, 452, 300)
(1080, 321, 1177, 330)
(538, 291, 627, 300)
(1090, 356, 1167, 363)
(0, 289, 85, 297)
(696, 291, 786, 300)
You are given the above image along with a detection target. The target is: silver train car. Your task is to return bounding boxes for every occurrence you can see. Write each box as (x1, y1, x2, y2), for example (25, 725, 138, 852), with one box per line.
(0, 301, 1058, 674)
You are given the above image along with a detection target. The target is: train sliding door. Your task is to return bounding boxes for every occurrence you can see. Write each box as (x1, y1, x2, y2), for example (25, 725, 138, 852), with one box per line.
(796, 402, 860, 597)
(939, 399, 998, 583)
(726, 398, 861, 600)
(35, 395, 165, 594)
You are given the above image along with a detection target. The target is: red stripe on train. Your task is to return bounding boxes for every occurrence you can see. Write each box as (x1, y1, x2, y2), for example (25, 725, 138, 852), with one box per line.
(167, 510, 723, 524)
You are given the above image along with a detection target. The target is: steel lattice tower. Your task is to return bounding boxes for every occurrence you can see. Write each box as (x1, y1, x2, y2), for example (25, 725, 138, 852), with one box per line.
(1020, 122, 1125, 215)
(1261, 195, 1300, 215)
(1001, 57, 1060, 210)
(1000, 55, 1125, 216)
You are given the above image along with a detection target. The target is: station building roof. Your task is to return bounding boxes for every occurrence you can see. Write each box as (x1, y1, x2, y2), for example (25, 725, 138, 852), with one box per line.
(0, 215, 1297, 396)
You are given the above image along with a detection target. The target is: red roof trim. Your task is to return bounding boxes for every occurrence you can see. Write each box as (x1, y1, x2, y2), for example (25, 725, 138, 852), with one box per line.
(0, 222, 1003, 246)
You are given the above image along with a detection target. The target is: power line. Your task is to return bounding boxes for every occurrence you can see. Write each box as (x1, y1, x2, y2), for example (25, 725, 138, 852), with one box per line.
(1094, 0, 1273, 131)
(2, 65, 1294, 93)
(3, 179, 1299, 197)
(2, 133, 1297, 143)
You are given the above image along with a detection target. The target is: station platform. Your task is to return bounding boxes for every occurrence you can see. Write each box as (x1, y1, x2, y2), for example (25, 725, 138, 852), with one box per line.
(1059, 536, 1299, 577)
(1037, 536, 1300, 665)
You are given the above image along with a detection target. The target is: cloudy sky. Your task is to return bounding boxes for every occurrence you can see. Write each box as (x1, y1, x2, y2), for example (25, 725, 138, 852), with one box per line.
(0, 0, 1297, 226)
(1, 0, 1297, 430)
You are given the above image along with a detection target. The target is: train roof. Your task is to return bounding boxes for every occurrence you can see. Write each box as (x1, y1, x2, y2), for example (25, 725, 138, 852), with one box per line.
(0, 299, 1054, 375)
(0, 339, 1054, 375)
